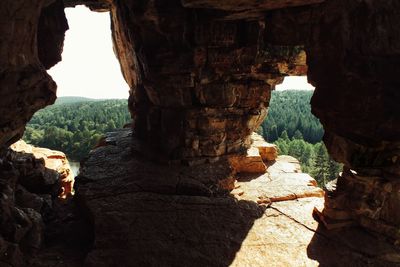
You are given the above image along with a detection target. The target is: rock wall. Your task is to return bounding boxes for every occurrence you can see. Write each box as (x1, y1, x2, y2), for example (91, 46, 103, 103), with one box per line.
(257, 0, 400, 241)
(0, 0, 68, 153)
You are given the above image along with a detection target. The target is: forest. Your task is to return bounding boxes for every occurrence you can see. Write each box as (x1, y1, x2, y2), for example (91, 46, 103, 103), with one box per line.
(257, 90, 341, 186)
(23, 97, 131, 161)
(23, 92, 341, 186)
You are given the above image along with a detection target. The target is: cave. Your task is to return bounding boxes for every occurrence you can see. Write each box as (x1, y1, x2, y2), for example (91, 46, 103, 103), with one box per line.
(0, 0, 399, 266)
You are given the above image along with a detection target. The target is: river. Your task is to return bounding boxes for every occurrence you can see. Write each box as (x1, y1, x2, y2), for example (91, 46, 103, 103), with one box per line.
(69, 161, 80, 177)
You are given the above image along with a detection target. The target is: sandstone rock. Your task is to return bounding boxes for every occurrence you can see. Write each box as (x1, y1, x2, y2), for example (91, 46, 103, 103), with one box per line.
(0, 142, 76, 266)
(320, 168, 400, 241)
(269, 155, 302, 173)
(74, 129, 400, 266)
(234, 155, 324, 203)
(265, 0, 400, 242)
(229, 146, 267, 174)
(0, 0, 399, 263)
(37, 0, 69, 69)
(110, 1, 305, 159)
(0, 0, 65, 153)
(251, 132, 278, 161)
(10, 140, 74, 198)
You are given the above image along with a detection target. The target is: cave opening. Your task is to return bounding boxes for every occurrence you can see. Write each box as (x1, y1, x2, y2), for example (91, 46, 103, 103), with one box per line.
(259, 76, 342, 187)
(23, 5, 131, 175)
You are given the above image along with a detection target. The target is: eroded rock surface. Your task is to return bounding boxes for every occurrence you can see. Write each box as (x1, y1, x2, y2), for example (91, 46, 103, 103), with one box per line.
(0, 0, 67, 153)
(228, 132, 278, 174)
(233, 155, 324, 203)
(0, 0, 399, 263)
(11, 141, 74, 198)
(74, 129, 400, 266)
(0, 141, 75, 266)
(110, 0, 307, 160)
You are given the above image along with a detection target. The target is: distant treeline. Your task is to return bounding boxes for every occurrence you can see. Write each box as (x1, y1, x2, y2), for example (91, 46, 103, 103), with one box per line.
(23, 92, 341, 186)
(23, 98, 131, 161)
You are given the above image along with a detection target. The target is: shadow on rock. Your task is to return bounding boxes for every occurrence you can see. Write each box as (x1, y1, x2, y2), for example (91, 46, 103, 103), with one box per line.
(307, 224, 400, 267)
(0, 148, 90, 267)
(74, 129, 267, 266)
(82, 194, 265, 267)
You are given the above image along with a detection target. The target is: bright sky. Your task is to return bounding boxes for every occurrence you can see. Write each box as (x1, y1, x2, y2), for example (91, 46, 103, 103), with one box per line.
(48, 6, 129, 99)
(275, 76, 315, 91)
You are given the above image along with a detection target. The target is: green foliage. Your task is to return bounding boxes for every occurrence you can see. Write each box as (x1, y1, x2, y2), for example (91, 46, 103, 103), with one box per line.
(274, 137, 342, 187)
(261, 90, 324, 143)
(262, 90, 342, 186)
(23, 98, 131, 161)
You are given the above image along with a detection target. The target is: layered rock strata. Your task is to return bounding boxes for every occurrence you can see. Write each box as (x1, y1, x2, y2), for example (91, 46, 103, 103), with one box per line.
(110, 0, 307, 160)
(0, 141, 74, 266)
(73, 129, 400, 266)
(109, 0, 400, 242)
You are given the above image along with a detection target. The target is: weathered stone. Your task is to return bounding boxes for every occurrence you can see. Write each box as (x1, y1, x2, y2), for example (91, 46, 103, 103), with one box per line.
(234, 155, 323, 203)
(251, 132, 278, 161)
(319, 168, 400, 242)
(0, 0, 400, 264)
(73, 129, 400, 266)
(37, 0, 69, 69)
(10, 140, 74, 198)
(0, 142, 75, 266)
(229, 147, 267, 174)
(109, 1, 304, 159)
(0, 0, 67, 153)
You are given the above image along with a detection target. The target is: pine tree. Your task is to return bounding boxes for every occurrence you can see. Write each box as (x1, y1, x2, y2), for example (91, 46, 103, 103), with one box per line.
(269, 125, 279, 142)
(293, 130, 303, 140)
(280, 130, 289, 141)
(311, 143, 330, 186)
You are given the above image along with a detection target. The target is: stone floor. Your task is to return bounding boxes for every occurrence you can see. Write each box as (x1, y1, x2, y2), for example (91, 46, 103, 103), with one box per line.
(33, 129, 400, 266)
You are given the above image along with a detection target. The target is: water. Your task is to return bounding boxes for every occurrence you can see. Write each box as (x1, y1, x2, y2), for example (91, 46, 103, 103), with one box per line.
(69, 161, 80, 177)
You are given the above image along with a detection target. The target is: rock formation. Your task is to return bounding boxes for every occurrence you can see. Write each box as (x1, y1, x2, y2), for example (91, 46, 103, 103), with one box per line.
(0, 0, 399, 265)
(72, 129, 399, 266)
(0, 0, 68, 153)
(0, 141, 75, 266)
(261, 1, 400, 241)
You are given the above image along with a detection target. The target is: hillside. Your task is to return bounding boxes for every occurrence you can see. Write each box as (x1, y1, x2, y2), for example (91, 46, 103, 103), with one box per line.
(54, 96, 96, 105)
(23, 99, 131, 160)
(23, 92, 340, 185)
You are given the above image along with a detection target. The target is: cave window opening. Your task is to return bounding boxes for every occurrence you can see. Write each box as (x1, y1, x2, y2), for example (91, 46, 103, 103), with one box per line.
(23, 5, 131, 176)
(257, 76, 342, 187)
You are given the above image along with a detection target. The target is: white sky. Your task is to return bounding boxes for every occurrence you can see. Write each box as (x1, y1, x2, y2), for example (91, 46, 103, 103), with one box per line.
(275, 76, 315, 91)
(48, 6, 129, 99)
(48, 6, 313, 99)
